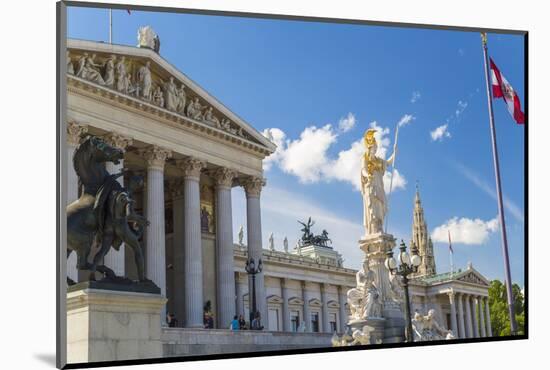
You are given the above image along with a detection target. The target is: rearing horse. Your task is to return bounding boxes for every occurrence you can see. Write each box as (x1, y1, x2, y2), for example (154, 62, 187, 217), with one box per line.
(66, 136, 124, 282)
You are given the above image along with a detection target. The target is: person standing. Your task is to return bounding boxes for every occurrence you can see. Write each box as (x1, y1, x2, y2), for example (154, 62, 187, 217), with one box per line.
(230, 315, 240, 331)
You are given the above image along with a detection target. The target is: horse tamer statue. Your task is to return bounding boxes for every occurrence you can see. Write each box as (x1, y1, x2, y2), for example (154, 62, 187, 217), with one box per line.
(67, 135, 150, 284)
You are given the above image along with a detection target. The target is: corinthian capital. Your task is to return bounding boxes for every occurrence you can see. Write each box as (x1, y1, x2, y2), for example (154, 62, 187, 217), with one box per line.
(67, 121, 88, 146)
(211, 167, 237, 188)
(103, 132, 133, 151)
(243, 176, 266, 198)
(176, 157, 206, 180)
(139, 145, 172, 170)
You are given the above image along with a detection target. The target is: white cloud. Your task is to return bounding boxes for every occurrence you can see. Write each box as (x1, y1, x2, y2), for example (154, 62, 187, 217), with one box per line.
(280, 124, 336, 183)
(458, 48, 465, 57)
(430, 124, 451, 141)
(454, 162, 525, 223)
(384, 169, 407, 193)
(324, 139, 363, 191)
(338, 112, 356, 133)
(432, 216, 499, 245)
(410, 91, 421, 103)
(262, 115, 408, 194)
(397, 114, 415, 128)
(456, 100, 468, 117)
(262, 128, 286, 171)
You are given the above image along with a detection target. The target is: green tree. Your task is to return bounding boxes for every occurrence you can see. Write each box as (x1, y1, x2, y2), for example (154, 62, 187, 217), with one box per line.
(488, 280, 525, 336)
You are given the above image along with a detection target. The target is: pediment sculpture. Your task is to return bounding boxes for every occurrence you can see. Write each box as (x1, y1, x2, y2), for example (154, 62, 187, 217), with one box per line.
(67, 50, 255, 142)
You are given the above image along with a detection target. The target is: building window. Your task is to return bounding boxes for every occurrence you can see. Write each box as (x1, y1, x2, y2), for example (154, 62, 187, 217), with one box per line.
(330, 313, 337, 333)
(268, 309, 279, 331)
(311, 312, 320, 333)
(291, 311, 300, 332)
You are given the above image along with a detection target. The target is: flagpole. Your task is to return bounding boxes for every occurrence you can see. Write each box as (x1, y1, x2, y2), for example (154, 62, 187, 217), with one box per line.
(384, 123, 400, 234)
(109, 9, 112, 44)
(448, 230, 454, 278)
(481, 32, 518, 335)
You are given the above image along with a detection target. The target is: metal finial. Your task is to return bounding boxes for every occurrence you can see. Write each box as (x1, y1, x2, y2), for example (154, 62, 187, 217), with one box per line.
(481, 32, 488, 47)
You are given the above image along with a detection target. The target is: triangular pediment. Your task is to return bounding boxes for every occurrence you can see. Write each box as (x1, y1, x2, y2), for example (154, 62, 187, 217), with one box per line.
(327, 300, 340, 309)
(267, 295, 284, 304)
(455, 269, 490, 286)
(308, 298, 322, 307)
(288, 297, 304, 305)
(66, 39, 276, 154)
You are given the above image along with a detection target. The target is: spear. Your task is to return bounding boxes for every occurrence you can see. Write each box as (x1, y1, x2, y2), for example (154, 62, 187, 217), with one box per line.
(384, 123, 400, 234)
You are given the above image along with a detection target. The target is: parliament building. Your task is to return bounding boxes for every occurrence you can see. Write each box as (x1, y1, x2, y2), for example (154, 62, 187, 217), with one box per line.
(65, 30, 492, 359)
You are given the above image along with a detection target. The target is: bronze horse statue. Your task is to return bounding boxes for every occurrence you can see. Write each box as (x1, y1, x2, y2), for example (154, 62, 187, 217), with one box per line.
(67, 136, 148, 283)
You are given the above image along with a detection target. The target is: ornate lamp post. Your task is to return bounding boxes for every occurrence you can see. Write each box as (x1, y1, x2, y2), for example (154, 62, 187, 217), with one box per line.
(245, 257, 263, 326)
(385, 240, 422, 342)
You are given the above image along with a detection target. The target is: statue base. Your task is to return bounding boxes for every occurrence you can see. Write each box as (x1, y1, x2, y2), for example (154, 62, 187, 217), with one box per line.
(358, 232, 405, 343)
(348, 318, 385, 344)
(67, 288, 166, 364)
(68, 278, 161, 295)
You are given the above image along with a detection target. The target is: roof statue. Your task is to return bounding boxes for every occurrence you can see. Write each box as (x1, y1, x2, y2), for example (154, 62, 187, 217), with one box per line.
(297, 217, 332, 247)
(137, 25, 160, 53)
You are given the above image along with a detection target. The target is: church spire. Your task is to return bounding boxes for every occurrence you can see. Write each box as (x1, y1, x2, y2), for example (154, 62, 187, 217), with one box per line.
(410, 182, 436, 277)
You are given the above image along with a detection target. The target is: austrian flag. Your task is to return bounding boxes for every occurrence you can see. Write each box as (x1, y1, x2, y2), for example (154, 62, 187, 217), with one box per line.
(490, 58, 525, 124)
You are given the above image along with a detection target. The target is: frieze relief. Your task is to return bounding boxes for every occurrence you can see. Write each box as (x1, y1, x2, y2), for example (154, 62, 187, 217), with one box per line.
(67, 50, 255, 143)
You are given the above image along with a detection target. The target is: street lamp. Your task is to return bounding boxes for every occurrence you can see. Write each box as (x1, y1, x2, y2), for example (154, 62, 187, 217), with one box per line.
(245, 257, 263, 327)
(385, 240, 422, 342)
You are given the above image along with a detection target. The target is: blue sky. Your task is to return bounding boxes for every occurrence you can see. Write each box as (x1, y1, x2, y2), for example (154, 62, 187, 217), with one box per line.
(67, 7, 526, 286)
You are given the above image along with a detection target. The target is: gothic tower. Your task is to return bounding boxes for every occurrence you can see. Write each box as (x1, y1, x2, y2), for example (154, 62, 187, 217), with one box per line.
(410, 183, 436, 277)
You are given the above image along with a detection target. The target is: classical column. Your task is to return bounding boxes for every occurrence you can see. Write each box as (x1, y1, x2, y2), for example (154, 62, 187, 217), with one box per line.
(244, 176, 268, 327)
(139, 145, 171, 321)
(321, 283, 330, 333)
(479, 295, 487, 337)
(338, 286, 348, 333)
(484, 297, 493, 336)
(102, 133, 133, 277)
(177, 157, 206, 328)
(170, 179, 185, 323)
(302, 281, 311, 332)
(66, 122, 88, 283)
(464, 295, 474, 338)
(472, 296, 480, 338)
(212, 167, 237, 328)
(235, 273, 244, 318)
(448, 290, 458, 337)
(281, 278, 291, 332)
(457, 293, 466, 339)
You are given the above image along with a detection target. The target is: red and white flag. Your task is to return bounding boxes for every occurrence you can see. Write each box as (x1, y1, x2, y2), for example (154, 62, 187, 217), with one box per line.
(490, 58, 525, 124)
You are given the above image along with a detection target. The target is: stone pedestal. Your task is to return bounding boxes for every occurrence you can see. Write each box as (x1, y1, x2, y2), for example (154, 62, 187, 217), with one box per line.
(67, 288, 167, 364)
(348, 318, 385, 344)
(358, 233, 405, 343)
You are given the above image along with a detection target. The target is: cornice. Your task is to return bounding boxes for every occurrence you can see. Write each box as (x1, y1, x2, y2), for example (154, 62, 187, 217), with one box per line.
(67, 76, 273, 157)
